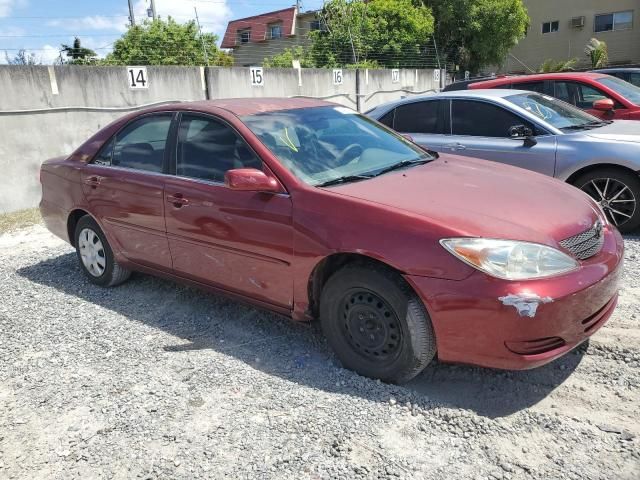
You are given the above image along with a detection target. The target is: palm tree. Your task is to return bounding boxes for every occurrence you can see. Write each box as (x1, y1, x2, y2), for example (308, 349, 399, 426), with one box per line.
(585, 38, 608, 69)
(60, 37, 97, 64)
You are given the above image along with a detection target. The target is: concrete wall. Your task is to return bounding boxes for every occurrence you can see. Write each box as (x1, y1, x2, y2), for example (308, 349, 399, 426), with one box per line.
(503, 0, 640, 73)
(0, 65, 440, 214)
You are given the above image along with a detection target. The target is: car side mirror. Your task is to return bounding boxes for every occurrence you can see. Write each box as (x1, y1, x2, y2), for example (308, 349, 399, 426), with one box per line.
(225, 168, 282, 193)
(593, 98, 614, 112)
(509, 124, 537, 147)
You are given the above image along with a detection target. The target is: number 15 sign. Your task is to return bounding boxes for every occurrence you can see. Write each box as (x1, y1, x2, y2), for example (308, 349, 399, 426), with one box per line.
(127, 67, 148, 89)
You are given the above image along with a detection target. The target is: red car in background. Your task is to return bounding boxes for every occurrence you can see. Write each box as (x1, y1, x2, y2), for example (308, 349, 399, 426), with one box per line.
(39, 98, 623, 383)
(467, 72, 640, 120)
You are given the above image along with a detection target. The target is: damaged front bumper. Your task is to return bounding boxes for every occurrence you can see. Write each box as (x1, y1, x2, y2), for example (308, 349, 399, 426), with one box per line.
(404, 226, 624, 370)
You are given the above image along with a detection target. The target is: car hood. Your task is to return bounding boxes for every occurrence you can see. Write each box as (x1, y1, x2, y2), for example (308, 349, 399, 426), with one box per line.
(585, 120, 640, 144)
(328, 155, 600, 246)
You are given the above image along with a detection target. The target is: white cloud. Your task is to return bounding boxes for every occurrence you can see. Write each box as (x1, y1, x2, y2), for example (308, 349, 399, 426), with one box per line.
(0, 0, 27, 18)
(38, 44, 60, 64)
(47, 16, 129, 33)
(134, 0, 232, 36)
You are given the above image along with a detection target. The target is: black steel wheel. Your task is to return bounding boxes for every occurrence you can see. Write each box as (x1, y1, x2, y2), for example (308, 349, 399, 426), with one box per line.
(320, 263, 436, 384)
(574, 168, 640, 233)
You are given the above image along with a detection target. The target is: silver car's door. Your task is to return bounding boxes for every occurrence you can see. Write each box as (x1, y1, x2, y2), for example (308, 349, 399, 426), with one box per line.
(390, 99, 451, 152)
(448, 99, 557, 176)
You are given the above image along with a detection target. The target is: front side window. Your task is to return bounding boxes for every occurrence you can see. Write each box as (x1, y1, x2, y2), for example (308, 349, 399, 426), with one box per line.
(176, 114, 262, 182)
(553, 81, 613, 109)
(506, 92, 602, 131)
(242, 106, 431, 186)
(595, 11, 633, 32)
(393, 100, 445, 134)
(95, 114, 172, 172)
(542, 20, 559, 33)
(628, 73, 640, 88)
(269, 23, 282, 39)
(596, 76, 640, 105)
(451, 100, 530, 137)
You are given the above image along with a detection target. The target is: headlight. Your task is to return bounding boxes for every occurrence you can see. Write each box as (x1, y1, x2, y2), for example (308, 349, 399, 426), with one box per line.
(440, 238, 579, 280)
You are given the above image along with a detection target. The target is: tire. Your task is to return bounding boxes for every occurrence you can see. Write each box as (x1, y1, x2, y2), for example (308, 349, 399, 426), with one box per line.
(319, 264, 436, 384)
(74, 216, 131, 287)
(573, 168, 640, 233)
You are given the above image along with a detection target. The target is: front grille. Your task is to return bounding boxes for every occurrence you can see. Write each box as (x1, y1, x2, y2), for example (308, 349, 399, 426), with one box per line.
(559, 221, 604, 260)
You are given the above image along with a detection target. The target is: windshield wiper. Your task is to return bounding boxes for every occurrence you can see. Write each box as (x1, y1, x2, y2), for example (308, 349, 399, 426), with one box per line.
(371, 158, 433, 177)
(316, 174, 373, 187)
(562, 120, 612, 131)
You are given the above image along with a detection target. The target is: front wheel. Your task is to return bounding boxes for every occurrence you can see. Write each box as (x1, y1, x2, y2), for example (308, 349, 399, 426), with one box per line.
(319, 264, 436, 384)
(574, 168, 640, 233)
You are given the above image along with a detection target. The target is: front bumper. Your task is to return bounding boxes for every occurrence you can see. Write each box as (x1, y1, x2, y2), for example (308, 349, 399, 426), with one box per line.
(405, 226, 624, 370)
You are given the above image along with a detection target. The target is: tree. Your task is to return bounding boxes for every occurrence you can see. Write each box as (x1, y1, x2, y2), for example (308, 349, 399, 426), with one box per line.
(4, 49, 41, 65)
(61, 37, 97, 65)
(103, 17, 233, 66)
(308, 0, 434, 68)
(418, 0, 528, 73)
(585, 38, 608, 69)
(263, 46, 314, 68)
(539, 58, 577, 73)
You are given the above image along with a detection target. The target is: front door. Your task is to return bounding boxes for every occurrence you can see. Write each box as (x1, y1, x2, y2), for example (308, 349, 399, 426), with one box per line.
(81, 113, 173, 271)
(448, 99, 557, 176)
(164, 113, 294, 308)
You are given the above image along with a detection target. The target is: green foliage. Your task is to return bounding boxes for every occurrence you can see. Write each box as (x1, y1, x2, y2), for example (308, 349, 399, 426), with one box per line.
(263, 46, 314, 68)
(103, 18, 233, 66)
(61, 37, 98, 65)
(585, 38, 608, 69)
(419, 0, 529, 73)
(309, 0, 434, 68)
(4, 49, 41, 65)
(539, 58, 577, 73)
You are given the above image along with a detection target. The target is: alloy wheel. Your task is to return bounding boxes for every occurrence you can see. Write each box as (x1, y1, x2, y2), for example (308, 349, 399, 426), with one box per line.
(341, 289, 402, 362)
(580, 177, 637, 227)
(78, 228, 106, 277)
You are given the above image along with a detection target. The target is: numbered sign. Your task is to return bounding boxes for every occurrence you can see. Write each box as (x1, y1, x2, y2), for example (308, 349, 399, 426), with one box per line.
(127, 67, 148, 89)
(464, 70, 470, 80)
(391, 69, 400, 84)
(250, 66, 264, 87)
(433, 69, 441, 83)
(333, 69, 343, 85)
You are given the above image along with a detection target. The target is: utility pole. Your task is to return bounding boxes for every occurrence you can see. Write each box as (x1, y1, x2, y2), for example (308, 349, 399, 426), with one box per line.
(194, 7, 210, 66)
(127, 0, 135, 26)
(149, 0, 157, 20)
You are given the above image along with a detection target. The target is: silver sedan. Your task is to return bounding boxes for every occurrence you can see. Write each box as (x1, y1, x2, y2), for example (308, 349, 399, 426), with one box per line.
(367, 89, 640, 232)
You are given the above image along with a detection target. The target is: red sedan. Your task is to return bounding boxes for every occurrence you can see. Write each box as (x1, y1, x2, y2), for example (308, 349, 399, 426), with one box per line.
(468, 72, 640, 120)
(39, 99, 624, 383)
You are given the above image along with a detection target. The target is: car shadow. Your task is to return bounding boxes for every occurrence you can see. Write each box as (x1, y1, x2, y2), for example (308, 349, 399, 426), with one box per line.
(17, 252, 585, 419)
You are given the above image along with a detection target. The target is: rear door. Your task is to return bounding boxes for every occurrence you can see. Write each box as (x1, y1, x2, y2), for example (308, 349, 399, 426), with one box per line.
(387, 99, 451, 152)
(81, 113, 174, 270)
(448, 99, 557, 176)
(163, 113, 294, 308)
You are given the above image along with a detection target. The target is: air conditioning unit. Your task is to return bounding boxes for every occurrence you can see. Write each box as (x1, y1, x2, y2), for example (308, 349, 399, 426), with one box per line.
(571, 16, 585, 28)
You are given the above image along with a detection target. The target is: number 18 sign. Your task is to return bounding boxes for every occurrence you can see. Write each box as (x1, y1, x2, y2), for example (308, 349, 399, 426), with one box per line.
(127, 67, 148, 89)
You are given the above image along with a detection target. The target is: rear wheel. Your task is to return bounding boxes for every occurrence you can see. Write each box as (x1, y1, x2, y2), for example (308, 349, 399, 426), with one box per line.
(74, 216, 131, 287)
(319, 264, 436, 384)
(574, 168, 640, 233)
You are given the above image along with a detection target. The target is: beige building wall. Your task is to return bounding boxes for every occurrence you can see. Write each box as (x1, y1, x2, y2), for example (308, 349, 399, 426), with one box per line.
(503, 0, 639, 73)
(229, 13, 317, 67)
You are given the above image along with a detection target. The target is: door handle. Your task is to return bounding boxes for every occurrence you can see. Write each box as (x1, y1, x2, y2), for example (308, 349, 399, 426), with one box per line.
(84, 176, 102, 187)
(166, 193, 189, 208)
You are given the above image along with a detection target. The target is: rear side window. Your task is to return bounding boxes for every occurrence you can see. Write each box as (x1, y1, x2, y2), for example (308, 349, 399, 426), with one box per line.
(511, 81, 546, 94)
(176, 114, 262, 182)
(393, 100, 445, 134)
(95, 114, 172, 172)
(451, 100, 530, 137)
(377, 109, 395, 128)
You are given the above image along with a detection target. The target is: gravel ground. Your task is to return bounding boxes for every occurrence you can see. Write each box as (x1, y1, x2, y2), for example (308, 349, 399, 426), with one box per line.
(1, 225, 639, 480)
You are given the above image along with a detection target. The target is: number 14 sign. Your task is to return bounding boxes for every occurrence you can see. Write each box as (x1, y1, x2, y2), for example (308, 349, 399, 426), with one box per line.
(127, 67, 148, 89)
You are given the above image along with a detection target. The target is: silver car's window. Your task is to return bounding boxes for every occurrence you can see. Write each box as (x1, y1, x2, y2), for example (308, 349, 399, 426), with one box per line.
(242, 106, 430, 186)
(506, 93, 600, 130)
(597, 76, 640, 104)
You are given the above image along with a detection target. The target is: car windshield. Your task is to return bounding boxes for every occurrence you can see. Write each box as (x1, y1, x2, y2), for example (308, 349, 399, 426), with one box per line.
(241, 106, 431, 186)
(505, 92, 603, 131)
(596, 76, 640, 105)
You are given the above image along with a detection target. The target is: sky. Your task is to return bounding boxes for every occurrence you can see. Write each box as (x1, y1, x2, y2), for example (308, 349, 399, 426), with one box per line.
(0, 0, 325, 64)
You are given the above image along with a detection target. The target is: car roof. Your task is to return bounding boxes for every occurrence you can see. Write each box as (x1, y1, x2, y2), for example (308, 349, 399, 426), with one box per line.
(368, 89, 523, 111)
(470, 71, 609, 88)
(593, 67, 640, 73)
(148, 97, 336, 117)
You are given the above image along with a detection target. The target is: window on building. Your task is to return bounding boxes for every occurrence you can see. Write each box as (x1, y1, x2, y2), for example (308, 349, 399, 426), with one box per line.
(268, 23, 283, 39)
(310, 19, 326, 31)
(595, 11, 633, 32)
(238, 28, 251, 44)
(542, 20, 559, 34)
